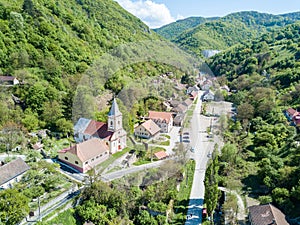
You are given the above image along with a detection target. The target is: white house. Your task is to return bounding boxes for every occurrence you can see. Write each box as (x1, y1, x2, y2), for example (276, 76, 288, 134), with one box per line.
(134, 120, 161, 139)
(0, 158, 30, 189)
(148, 111, 173, 133)
(58, 138, 109, 173)
(203, 90, 215, 101)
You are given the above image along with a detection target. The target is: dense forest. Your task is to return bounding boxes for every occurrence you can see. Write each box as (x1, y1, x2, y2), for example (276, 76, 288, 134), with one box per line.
(0, 0, 191, 143)
(208, 22, 300, 217)
(155, 11, 300, 57)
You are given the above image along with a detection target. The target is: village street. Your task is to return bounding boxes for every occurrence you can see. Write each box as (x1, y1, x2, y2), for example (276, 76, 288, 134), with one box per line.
(185, 93, 216, 225)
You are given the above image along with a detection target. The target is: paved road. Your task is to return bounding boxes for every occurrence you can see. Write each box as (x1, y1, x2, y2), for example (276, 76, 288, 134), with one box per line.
(101, 159, 168, 181)
(185, 94, 215, 225)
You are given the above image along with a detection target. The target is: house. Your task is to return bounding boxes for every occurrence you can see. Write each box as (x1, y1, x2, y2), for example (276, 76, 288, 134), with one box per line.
(200, 80, 213, 91)
(74, 98, 127, 154)
(172, 104, 188, 114)
(169, 100, 181, 108)
(134, 120, 161, 139)
(0, 158, 30, 189)
(284, 108, 300, 127)
(173, 113, 185, 127)
(285, 108, 298, 121)
(154, 151, 168, 160)
(58, 138, 109, 173)
(182, 98, 193, 108)
(186, 85, 200, 95)
(248, 204, 289, 225)
(32, 142, 44, 151)
(189, 90, 198, 101)
(148, 111, 173, 133)
(0, 76, 19, 85)
(203, 90, 215, 101)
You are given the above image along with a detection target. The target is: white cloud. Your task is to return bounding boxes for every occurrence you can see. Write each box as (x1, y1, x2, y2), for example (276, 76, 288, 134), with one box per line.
(115, 0, 175, 28)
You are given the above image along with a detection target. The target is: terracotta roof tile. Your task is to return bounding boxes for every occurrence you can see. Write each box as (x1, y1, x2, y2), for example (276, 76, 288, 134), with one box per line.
(140, 120, 161, 135)
(59, 138, 109, 162)
(154, 151, 168, 160)
(149, 111, 173, 123)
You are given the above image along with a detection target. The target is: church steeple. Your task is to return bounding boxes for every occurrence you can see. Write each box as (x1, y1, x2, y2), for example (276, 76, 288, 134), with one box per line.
(107, 98, 123, 132)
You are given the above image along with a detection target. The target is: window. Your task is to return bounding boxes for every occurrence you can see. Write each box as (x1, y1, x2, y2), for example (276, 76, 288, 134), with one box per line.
(100, 154, 103, 157)
(65, 157, 68, 160)
(96, 156, 99, 159)
(75, 161, 79, 165)
(91, 158, 94, 161)
(105, 152, 108, 154)
(85, 161, 88, 165)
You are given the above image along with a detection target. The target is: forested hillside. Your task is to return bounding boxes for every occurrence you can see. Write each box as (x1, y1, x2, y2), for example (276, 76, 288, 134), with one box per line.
(208, 22, 300, 217)
(153, 16, 218, 40)
(155, 11, 300, 57)
(0, 0, 173, 136)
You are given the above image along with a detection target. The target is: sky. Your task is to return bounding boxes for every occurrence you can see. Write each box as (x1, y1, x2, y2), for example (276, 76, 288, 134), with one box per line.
(115, 0, 300, 28)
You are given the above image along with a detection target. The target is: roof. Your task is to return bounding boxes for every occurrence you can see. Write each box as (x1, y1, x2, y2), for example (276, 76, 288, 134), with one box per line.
(84, 120, 106, 136)
(286, 108, 297, 117)
(173, 104, 187, 113)
(154, 151, 168, 160)
(169, 100, 180, 107)
(174, 113, 184, 123)
(139, 120, 161, 135)
(248, 204, 289, 225)
(149, 111, 173, 123)
(0, 158, 30, 186)
(0, 76, 16, 81)
(108, 98, 121, 117)
(59, 138, 109, 162)
(74, 118, 91, 134)
(183, 98, 193, 107)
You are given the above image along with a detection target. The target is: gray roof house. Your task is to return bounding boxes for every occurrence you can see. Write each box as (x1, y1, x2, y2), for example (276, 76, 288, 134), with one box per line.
(248, 204, 289, 225)
(0, 158, 30, 189)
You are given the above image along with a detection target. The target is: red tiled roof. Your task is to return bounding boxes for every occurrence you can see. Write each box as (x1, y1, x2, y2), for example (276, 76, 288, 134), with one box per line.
(59, 138, 109, 162)
(286, 108, 297, 117)
(149, 111, 173, 123)
(83, 120, 113, 140)
(140, 120, 161, 135)
(154, 151, 168, 160)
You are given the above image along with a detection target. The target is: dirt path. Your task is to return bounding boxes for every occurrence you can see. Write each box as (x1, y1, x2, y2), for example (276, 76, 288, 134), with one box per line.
(218, 187, 247, 223)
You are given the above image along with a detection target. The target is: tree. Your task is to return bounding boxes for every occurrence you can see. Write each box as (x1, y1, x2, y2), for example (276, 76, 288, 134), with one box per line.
(41, 101, 64, 128)
(134, 210, 158, 225)
(0, 189, 29, 225)
(55, 118, 73, 137)
(21, 109, 39, 131)
(204, 144, 220, 224)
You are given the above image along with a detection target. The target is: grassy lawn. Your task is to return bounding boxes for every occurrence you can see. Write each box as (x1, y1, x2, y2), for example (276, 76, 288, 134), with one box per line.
(133, 146, 165, 166)
(172, 159, 195, 223)
(42, 208, 79, 225)
(96, 147, 131, 173)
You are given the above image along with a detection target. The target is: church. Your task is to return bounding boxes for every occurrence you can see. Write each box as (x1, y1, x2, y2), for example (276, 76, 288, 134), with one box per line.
(73, 98, 127, 154)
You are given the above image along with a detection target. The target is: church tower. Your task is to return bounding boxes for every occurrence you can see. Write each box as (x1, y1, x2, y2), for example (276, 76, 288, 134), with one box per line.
(107, 98, 123, 132)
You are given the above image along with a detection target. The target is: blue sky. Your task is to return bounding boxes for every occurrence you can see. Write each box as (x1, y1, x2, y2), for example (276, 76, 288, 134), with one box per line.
(115, 0, 300, 28)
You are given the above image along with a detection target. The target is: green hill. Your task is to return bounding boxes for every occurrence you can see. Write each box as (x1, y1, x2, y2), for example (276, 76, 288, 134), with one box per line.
(0, 0, 177, 134)
(155, 11, 300, 57)
(153, 16, 218, 40)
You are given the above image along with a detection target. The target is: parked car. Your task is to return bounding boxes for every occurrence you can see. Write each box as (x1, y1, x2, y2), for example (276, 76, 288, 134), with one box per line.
(183, 139, 190, 143)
